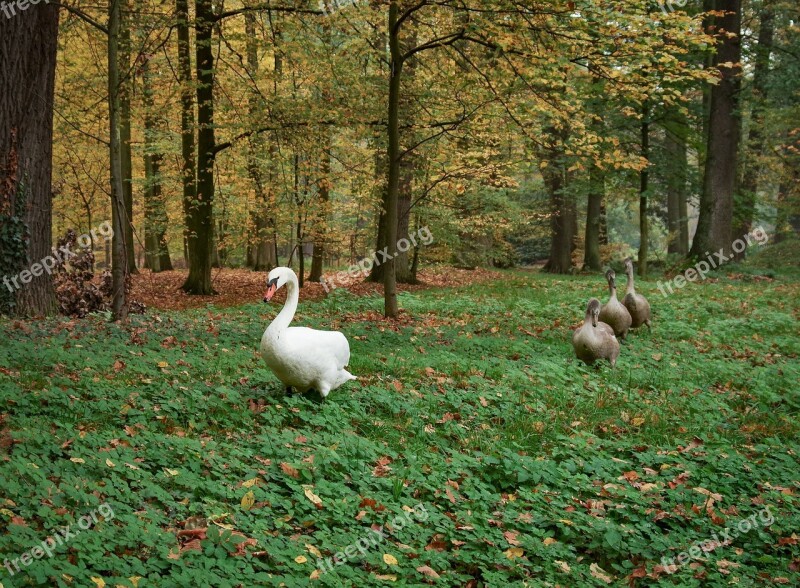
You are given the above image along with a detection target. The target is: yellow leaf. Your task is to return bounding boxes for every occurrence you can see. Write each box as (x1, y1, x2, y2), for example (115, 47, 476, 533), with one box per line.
(558, 519, 574, 526)
(383, 553, 398, 566)
(295, 555, 308, 564)
(0, 509, 15, 518)
(375, 574, 397, 581)
(241, 491, 255, 510)
(306, 544, 322, 558)
(164, 468, 179, 476)
(90, 578, 106, 588)
(310, 570, 321, 580)
(242, 478, 258, 488)
(631, 417, 645, 427)
(504, 547, 524, 559)
(543, 537, 558, 546)
(70, 457, 85, 464)
(303, 485, 323, 509)
(158, 361, 169, 368)
(105, 459, 115, 468)
(129, 576, 142, 587)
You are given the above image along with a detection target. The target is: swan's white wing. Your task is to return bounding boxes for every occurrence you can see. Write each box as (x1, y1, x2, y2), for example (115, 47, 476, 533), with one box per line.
(284, 327, 351, 369)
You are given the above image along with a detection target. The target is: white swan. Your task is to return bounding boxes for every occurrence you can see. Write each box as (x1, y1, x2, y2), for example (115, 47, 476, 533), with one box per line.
(260, 267, 356, 398)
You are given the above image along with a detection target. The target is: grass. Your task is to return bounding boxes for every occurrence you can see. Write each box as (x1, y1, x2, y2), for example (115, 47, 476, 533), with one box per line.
(1, 260, 799, 587)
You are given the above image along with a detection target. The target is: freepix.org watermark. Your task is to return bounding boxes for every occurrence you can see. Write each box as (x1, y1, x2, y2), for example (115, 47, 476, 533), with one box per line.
(2, 221, 113, 294)
(320, 0, 361, 17)
(660, 506, 774, 574)
(316, 503, 428, 576)
(321, 226, 434, 293)
(1, 0, 49, 20)
(657, 226, 769, 297)
(3, 502, 115, 577)
(657, 0, 691, 15)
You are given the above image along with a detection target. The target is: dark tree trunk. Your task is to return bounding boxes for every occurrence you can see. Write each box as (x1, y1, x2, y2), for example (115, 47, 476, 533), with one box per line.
(542, 155, 573, 274)
(177, 0, 196, 271)
(583, 164, 604, 271)
(182, 0, 216, 294)
(690, 0, 741, 259)
(394, 31, 417, 285)
(142, 55, 172, 272)
(0, 5, 60, 316)
(309, 131, 331, 283)
(369, 140, 388, 283)
(109, 0, 129, 321)
(733, 2, 774, 259)
(245, 13, 276, 272)
(638, 102, 650, 276)
(665, 121, 689, 256)
(383, 1, 402, 317)
(120, 1, 137, 273)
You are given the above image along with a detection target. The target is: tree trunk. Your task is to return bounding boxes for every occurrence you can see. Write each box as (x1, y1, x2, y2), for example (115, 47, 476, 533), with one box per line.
(309, 130, 331, 282)
(383, 1, 402, 317)
(177, 0, 196, 271)
(0, 5, 60, 316)
(583, 163, 604, 271)
(142, 55, 172, 273)
(182, 0, 216, 294)
(690, 0, 741, 259)
(394, 31, 417, 284)
(369, 135, 388, 283)
(542, 153, 573, 274)
(120, 1, 137, 273)
(245, 13, 276, 272)
(638, 102, 650, 276)
(733, 2, 774, 259)
(109, 0, 129, 321)
(665, 120, 689, 256)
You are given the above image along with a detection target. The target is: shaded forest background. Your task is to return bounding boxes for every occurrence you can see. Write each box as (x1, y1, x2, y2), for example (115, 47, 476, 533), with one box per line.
(1, 0, 798, 319)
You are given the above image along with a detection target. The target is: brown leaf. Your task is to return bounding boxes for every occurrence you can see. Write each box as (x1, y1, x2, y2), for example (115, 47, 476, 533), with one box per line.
(281, 463, 300, 479)
(416, 565, 440, 579)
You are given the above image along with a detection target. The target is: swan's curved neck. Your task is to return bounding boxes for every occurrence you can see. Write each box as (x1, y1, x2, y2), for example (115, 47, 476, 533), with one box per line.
(270, 273, 299, 333)
(625, 270, 636, 295)
(608, 280, 617, 298)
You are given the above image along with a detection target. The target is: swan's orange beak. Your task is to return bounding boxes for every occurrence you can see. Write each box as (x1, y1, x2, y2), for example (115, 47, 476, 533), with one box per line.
(263, 278, 278, 303)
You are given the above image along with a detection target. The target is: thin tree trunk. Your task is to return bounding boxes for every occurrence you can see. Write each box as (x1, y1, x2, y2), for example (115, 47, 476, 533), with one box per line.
(542, 143, 573, 274)
(120, 1, 137, 273)
(245, 13, 275, 272)
(638, 102, 650, 276)
(142, 54, 172, 272)
(583, 164, 604, 271)
(383, 1, 402, 317)
(309, 131, 331, 282)
(0, 5, 60, 316)
(690, 0, 741, 259)
(176, 0, 196, 271)
(665, 121, 689, 256)
(109, 0, 129, 321)
(733, 2, 774, 259)
(182, 0, 215, 294)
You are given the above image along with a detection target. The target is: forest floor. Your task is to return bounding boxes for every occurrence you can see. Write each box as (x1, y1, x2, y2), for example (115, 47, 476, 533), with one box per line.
(1, 246, 799, 587)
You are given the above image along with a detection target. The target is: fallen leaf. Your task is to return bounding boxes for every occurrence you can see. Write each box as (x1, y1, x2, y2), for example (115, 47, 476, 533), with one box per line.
(416, 565, 440, 579)
(383, 553, 398, 566)
(281, 462, 300, 479)
(590, 563, 614, 584)
(241, 491, 255, 510)
(303, 486, 323, 509)
(504, 547, 524, 559)
(295, 555, 308, 564)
